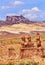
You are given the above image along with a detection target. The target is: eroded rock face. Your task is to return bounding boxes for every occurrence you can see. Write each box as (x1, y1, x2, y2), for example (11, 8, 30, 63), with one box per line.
(36, 32, 41, 47)
(20, 34, 45, 59)
(6, 15, 30, 24)
(0, 33, 45, 63)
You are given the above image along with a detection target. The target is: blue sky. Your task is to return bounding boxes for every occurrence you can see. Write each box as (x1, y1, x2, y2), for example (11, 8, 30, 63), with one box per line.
(0, 0, 45, 21)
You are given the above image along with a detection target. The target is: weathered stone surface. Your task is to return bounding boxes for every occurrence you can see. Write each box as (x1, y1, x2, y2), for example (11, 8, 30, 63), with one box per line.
(0, 33, 45, 63)
(20, 34, 45, 59)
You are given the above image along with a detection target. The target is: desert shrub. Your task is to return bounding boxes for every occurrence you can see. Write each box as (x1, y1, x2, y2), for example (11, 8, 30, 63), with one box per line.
(32, 62, 39, 65)
(6, 63, 14, 65)
(25, 60, 33, 65)
(19, 61, 25, 65)
(25, 61, 38, 65)
(19, 60, 39, 65)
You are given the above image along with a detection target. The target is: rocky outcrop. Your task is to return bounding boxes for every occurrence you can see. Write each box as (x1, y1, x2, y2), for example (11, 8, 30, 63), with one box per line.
(20, 33, 45, 59)
(0, 15, 45, 26)
(0, 33, 45, 64)
(6, 15, 31, 24)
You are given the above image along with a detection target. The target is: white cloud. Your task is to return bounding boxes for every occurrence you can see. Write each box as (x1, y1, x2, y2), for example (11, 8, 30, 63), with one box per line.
(22, 7, 40, 13)
(22, 9, 30, 13)
(0, 6, 11, 9)
(20, 7, 45, 21)
(31, 7, 40, 11)
(24, 14, 38, 19)
(13, 1, 24, 5)
(0, 1, 24, 10)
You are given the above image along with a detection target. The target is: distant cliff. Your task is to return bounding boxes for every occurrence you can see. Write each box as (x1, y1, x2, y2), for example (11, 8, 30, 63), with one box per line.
(6, 15, 31, 24)
(0, 15, 45, 26)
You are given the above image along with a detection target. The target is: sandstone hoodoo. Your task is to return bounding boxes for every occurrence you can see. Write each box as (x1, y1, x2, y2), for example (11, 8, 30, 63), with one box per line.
(36, 32, 41, 47)
(20, 33, 45, 59)
(26, 35, 34, 47)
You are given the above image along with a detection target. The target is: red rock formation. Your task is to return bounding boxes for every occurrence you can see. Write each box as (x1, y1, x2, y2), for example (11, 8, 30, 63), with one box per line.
(20, 33, 45, 59)
(26, 35, 34, 47)
(36, 32, 41, 47)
